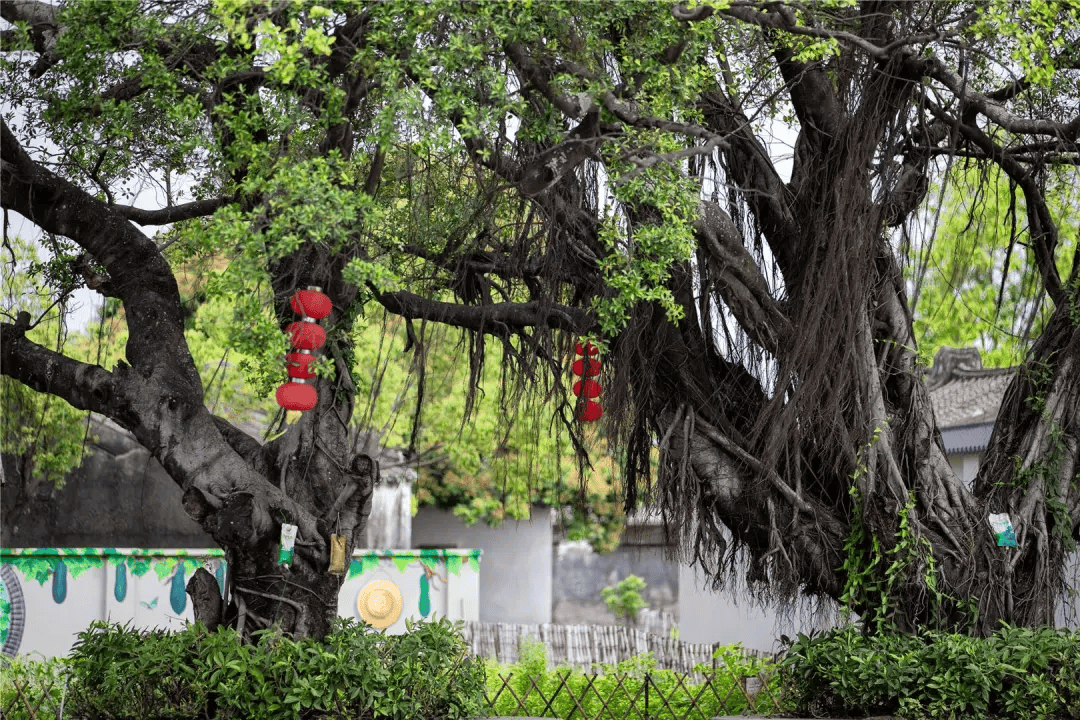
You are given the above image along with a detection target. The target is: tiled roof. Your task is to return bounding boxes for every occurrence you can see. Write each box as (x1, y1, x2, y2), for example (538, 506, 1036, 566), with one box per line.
(926, 346, 1014, 435)
(929, 370, 1013, 428)
(939, 421, 996, 455)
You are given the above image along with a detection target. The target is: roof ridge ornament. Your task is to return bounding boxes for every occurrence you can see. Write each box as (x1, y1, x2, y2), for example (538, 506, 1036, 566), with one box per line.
(927, 346, 983, 389)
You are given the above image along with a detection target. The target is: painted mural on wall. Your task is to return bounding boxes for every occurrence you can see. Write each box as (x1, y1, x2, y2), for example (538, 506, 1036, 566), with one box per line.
(1, 564, 25, 657)
(0, 547, 481, 659)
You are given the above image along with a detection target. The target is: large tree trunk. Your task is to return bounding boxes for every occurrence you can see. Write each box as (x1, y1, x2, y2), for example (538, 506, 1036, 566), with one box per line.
(183, 408, 376, 640)
(2, 306, 376, 641)
(974, 302, 1080, 629)
(610, 46, 1080, 635)
(638, 200, 1079, 636)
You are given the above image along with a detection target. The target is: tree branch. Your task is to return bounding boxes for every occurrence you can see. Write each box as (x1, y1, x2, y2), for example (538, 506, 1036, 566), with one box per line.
(0, 324, 124, 422)
(598, 91, 726, 147)
(211, 415, 269, 477)
(675, 2, 1078, 140)
(677, 2, 951, 63)
(401, 243, 548, 282)
(695, 201, 792, 354)
(376, 289, 597, 337)
(927, 61, 1080, 139)
(1, 0, 61, 77)
(927, 102, 1065, 305)
(699, 88, 800, 273)
(985, 54, 1080, 103)
(505, 41, 587, 119)
(117, 197, 229, 225)
(2, 118, 200, 390)
(759, 3, 842, 148)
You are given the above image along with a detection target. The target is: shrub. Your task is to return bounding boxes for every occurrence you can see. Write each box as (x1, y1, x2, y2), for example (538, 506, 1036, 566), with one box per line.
(600, 574, 648, 626)
(60, 616, 486, 719)
(779, 623, 1080, 719)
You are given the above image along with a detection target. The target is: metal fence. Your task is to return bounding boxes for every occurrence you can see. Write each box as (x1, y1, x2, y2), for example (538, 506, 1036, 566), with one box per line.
(2, 669, 784, 720)
(460, 620, 772, 677)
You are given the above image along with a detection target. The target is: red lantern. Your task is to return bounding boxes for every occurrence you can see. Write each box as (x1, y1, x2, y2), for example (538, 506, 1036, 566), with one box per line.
(573, 379, 602, 398)
(578, 401, 603, 422)
(277, 381, 318, 411)
(290, 289, 332, 320)
(286, 351, 317, 379)
(277, 286, 328, 413)
(571, 339, 603, 422)
(286, 321, 327, 350)
(572, 358, 601, 377)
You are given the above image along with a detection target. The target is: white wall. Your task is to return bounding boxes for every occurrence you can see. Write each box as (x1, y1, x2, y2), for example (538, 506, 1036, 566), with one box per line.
(365, 482, 412, 549)
(1, 548, 480, 659)
(677, 562, 843, 652)
(337, 548, 480, 634)
(412, 506, 552, 624)
(948, 452, 982, 486)
(1058, 555, 1080, 629)
(1, 549, 224, 659)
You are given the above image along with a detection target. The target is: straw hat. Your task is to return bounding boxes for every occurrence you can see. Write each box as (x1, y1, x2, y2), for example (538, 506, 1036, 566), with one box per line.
(356, 579, 403, 629)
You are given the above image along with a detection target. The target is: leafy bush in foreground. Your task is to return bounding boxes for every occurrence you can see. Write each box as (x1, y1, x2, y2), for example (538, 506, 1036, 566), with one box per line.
(779, 623, 1080, 719)
(57, 616, 485, 720)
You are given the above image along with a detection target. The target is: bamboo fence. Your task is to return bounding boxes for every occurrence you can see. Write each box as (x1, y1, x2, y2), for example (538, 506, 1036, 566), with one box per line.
(460, 620, 772, 677)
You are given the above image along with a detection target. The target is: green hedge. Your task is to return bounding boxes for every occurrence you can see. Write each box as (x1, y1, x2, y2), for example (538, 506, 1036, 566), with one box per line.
(3, 617, 486, 720)
(779, 623, 1080, 719)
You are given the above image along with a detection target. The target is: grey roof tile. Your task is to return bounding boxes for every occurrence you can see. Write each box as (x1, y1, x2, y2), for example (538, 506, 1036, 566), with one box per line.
(924, 347, 1016, 459)
(929, 371, 1013, 428)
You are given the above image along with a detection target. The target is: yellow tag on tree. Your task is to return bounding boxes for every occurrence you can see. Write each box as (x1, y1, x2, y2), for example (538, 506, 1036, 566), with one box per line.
(329, 534, 348, 575)
(285, 410, 303, 425)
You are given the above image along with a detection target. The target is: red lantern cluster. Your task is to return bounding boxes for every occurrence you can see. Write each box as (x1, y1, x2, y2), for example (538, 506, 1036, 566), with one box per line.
(572, 341, 602, 421)
(276, 287, 331, 412)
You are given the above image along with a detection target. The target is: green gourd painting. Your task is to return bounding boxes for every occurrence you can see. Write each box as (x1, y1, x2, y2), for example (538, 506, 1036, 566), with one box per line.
(170, 565, 186, 614)
(419, 573, 430, 617)
(52, 561, 67, 604)
(114, 562, 127, 602)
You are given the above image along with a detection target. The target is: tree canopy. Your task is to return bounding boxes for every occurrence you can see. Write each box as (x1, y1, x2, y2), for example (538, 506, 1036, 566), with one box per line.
(3, 0, 1078, 639)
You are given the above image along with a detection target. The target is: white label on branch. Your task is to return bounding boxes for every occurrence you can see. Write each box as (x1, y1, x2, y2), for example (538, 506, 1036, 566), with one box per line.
(988, 513, 1017, 547)
(278, 523, 299, 565)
